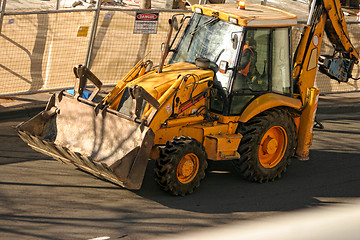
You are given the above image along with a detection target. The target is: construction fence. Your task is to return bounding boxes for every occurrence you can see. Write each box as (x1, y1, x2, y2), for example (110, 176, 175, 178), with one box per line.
(1, 5, 360, 96)
(293, 22, 360, 94)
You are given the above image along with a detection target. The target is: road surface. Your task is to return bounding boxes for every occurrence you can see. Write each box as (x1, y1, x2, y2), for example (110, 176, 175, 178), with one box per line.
(0, 110, 359, 239)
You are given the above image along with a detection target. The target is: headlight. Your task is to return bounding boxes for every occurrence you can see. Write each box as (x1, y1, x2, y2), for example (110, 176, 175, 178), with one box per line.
(229, 17, 238, 25)
(194, 7, 203, 14)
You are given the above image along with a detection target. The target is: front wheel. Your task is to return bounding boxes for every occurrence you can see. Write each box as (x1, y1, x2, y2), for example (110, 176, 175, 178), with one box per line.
(155, 136, 208, 196)
(233, 108, 297, 183)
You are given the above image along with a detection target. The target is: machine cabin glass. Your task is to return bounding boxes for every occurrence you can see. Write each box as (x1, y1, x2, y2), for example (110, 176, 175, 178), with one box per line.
(170, 13, 242, 90)
(230, 27, 292, 115)
(170, 13, 292, 116)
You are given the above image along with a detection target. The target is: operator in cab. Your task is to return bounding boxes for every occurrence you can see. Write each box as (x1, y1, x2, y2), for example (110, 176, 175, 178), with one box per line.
(234, 38, 258, 90)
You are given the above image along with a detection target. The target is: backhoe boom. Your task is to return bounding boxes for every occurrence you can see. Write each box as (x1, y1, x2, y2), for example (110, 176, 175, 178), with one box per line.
(293, 0, 359, 159)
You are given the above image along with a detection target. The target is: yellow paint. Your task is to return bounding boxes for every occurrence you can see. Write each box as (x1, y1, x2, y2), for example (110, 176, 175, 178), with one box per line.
(166, 115, 205, 128)
(154, 121, 232, 144)
(192, 3, 297, 27)
(147, 64, 213, 131)
(204, 134, 242, 160)
(102, 59, 145, 109)
(239, 93, 302, 123)
(294, 15, 326, 104)
(293, 115, 301, 133)
(154, 119, 241, 160)
(210, 114, 241, 124)
(296, 87, 320, 160)
(77, 26, 89, 37)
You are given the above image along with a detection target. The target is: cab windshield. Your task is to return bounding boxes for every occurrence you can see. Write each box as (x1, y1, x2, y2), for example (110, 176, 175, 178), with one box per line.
(170, 14, 243, 89)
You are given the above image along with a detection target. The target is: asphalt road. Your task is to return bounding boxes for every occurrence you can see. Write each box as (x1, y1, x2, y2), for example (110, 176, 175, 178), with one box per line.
(0, 111, 360, 240)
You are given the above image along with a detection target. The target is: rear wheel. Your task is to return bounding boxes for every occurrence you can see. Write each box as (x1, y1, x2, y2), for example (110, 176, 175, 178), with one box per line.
(233, 108, 297, 183)
(155, 136, 208, 196)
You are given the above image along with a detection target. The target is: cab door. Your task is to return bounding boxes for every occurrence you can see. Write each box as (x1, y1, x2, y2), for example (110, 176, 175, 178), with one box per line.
(228, 27, 292, 116)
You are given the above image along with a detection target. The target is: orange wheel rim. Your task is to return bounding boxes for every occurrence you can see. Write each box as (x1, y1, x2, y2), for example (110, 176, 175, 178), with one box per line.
(177, 153, 199, 184)
(259, 126, 287, 168)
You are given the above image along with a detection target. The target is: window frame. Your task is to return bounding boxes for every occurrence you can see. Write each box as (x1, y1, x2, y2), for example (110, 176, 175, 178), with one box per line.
(225, 26, 293, 116)
(271, 27, 293, 95)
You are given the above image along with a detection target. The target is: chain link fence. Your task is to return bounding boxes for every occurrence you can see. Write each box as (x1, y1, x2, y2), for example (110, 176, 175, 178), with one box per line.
(0, 9, 95, 95)
(293, 22, 360, 93)
(0, 4, 190, 96)
(0, 2, 360, 96)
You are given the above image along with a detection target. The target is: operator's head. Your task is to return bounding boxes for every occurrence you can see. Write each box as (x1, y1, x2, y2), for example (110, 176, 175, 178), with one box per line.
(246, 38, 256, 50)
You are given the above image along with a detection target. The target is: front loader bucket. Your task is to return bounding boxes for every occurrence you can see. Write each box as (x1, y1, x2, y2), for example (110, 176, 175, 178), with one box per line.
(16, 92, 154, 190)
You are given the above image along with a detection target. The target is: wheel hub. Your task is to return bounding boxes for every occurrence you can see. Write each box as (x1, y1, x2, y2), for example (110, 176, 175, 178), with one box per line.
(262, 137, 278, 155)
(177, 153, 199, 184)
(180, 159, 194, 177)
(259, 126, 287, 168)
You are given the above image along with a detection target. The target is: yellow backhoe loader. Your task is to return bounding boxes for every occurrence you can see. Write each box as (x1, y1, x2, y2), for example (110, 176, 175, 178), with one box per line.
(17, 0, 359, 195)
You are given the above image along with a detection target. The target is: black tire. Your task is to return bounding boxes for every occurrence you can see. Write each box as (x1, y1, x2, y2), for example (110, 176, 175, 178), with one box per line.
(233, 108, 297, 183)
(155, 136, 208, 196)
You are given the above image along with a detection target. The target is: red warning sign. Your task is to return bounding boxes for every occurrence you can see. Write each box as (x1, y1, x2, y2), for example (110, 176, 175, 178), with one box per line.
(134, 12, 159, 34)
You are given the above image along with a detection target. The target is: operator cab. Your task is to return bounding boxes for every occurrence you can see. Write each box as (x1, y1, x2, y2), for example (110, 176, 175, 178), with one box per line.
(169, 3, 297, 116)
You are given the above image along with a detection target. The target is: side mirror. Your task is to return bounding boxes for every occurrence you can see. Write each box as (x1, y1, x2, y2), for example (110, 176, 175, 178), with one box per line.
(231, 33, 239, 50)
(172, 14, 185, 31)
(172, 16, 179, 31)
(161, 42, 165, 53)
(219, 60, 229, 74)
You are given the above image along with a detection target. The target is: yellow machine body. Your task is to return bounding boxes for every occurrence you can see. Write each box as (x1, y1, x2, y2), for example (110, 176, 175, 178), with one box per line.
(17, 1, 359, 194)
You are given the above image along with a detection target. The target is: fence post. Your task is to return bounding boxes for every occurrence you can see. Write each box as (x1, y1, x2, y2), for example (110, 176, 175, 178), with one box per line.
(0, 0, 7, 34)
(56, 0, 60, 10)
(135, 0, 152, 63)
(85, 0, 102, 68)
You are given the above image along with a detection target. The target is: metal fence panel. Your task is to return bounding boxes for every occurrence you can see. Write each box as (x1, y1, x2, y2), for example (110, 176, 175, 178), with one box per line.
(293, 22, 360, 93)
(1, 8, 360, 96)
(0, 9, 189, 96)
(316, 23, 360, 92)
(89, 10, 189, 85)
(0, 10, 94, 95)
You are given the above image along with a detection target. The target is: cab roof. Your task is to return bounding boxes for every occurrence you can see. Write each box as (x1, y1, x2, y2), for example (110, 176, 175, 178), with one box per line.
(192, 3, 297, 27)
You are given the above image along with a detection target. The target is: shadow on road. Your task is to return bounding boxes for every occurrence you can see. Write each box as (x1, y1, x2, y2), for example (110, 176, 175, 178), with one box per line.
(1, 115, 360, 239)
(2, 115, 360, 215)
(136, 149, 360, 214)
(0, 123, 51, 165)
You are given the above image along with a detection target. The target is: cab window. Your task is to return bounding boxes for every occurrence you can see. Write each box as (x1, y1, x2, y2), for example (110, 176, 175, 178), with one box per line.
(272, 28, 291, 94)
(233, 28, 270, 92)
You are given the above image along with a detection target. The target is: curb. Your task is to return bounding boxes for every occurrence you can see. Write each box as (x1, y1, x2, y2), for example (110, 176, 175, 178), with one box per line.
(1, 93, 359, 121)
(0, 105, 46, 121)
(317, 105, 360, 115)
(1, 102, 358, 121)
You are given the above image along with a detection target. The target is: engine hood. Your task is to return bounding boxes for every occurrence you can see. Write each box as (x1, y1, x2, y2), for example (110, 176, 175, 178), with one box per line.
(130, 62, 214, 100)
